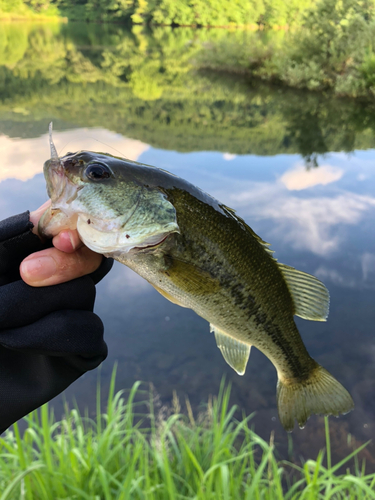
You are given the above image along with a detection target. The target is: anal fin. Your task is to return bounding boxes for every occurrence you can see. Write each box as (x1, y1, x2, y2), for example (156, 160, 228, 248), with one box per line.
(211, 324, 251, 376)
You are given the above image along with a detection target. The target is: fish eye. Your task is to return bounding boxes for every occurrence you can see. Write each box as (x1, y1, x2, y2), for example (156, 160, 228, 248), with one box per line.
(85, 163, 112, 181)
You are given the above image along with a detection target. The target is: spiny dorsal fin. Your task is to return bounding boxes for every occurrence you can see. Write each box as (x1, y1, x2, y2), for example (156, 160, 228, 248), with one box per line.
(221, 205, 275, 258)
(211, 324, 251, 376)
(278, 264, 330, 321)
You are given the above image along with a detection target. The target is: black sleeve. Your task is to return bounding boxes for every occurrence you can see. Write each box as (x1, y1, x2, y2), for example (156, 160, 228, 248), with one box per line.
(0, 211, 113, 433)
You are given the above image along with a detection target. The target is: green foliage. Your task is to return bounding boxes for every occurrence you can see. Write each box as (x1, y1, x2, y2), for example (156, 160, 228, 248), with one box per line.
(0, 0, 354, 27)
(197, 0, 375, 98)
(0, 0, 23, 14)
(52, 0, 314, 26)
(0, 24, 29, 65)
(151, 0, 265, 27)
(261, 0, 315, 27)
(0, 372, 373, 498)
(151, 0, 194, 26)
(24, 0, 51, 12)
(359, 47, 375, 89)
(286, 0, 375, 88)
(1, 23, 375, 159)
(2, 0, 375, 38)
(0, 0, 59, 18)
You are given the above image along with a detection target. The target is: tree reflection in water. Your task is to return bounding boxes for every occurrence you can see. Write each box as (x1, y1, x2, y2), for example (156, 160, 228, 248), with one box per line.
(1, 22, 375, 164)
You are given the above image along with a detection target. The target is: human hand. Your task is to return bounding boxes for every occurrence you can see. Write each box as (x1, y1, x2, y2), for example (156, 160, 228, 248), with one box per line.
(0, 208, 109, 432)
(20, 200, 103, 287)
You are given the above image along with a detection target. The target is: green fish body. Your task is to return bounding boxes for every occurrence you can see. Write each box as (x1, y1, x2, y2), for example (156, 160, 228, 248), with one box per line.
(40, 149, 354, 431)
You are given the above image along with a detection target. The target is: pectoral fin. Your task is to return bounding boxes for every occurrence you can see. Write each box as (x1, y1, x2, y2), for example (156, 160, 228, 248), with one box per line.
(164, 258, 220, 296)
(211, 324, 251, 376)
(151, 283, 188, 307)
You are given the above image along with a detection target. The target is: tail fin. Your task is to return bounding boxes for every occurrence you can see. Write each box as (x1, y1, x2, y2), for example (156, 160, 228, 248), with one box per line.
(277, 364, 354, 432)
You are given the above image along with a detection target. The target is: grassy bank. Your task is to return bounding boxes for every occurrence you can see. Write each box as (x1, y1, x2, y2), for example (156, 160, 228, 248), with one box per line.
(0, 14, 62, 20)
(0, 372, 374, 499)
(0, 15, 63, 21)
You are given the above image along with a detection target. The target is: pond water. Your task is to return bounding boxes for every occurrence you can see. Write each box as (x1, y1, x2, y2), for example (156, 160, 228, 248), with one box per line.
(1, 22, 375, 470)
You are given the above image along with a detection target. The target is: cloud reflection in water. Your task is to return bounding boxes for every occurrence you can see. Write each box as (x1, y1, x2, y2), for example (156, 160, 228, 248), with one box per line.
(280, 163, 343, 191)
(0, 128, 149, 182)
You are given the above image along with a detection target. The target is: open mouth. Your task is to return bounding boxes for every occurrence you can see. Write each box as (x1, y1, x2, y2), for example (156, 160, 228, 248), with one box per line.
(46, 158, 83, 208)
(46, 159, 67, 202)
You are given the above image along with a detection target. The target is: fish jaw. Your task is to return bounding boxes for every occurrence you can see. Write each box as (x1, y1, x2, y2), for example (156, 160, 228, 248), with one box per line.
(43, 158, 68, 203)
(76, 215, 178, 255)
(38, 207, 78, 238)
(40, 158, 83, 238)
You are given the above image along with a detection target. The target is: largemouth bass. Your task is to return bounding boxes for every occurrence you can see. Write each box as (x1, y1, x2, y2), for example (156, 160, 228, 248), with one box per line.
(39, 125, 354, 431)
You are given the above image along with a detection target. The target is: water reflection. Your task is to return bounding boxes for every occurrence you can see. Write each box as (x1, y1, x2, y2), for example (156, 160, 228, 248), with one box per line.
(280, 164, 344, 191)
(0, 128, 149, 182)
(0, 125, 374, 468)
(1, 23, 375, 160)
(1, 22, 375, 470)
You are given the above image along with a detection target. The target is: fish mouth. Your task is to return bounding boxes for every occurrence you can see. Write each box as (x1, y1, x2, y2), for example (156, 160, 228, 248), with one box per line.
(132, 232, 171, 252)
(44, 157, 82, 208)
(45, 158, 67, 202)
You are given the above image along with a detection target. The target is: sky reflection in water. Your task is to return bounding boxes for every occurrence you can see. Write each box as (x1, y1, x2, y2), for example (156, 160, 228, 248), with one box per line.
(1, 127, 375, 467)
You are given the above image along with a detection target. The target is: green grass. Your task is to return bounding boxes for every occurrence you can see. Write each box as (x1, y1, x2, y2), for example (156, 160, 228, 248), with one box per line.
(0, 368, 374, 499)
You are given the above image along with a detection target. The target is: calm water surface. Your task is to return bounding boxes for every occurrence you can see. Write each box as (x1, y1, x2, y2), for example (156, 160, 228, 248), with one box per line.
(1, 22, 375, 469)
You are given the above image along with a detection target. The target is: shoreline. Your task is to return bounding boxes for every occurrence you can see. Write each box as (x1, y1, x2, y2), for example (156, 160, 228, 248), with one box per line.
(0, 16, 290, 29)
(0, 14, 66, 22)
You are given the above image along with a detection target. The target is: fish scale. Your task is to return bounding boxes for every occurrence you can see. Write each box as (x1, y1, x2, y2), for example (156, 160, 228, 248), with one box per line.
(39, 137, 354, 431)
(118, 187, 312, 382)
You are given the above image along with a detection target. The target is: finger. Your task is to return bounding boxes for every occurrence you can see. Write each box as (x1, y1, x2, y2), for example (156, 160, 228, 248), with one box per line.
(29, 200, 51, 236)
(52, 230, 83, 254)
(20, 246, 103, 287)
(0, 278, 97, 329)
(30, 201, 83, 253)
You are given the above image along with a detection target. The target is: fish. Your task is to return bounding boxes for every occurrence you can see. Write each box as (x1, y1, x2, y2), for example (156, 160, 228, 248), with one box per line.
(39, 124, 354, 432)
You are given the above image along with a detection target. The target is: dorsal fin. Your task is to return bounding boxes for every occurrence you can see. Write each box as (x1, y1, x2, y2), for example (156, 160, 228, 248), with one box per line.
(278, 264, 330, 321)
(221, 205, 275, 258)
(210, 324, 251, 375)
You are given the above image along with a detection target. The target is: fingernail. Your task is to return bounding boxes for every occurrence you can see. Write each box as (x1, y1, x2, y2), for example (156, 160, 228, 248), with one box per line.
(21, 256, 57, 281)
(68, 231, 77, 250)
